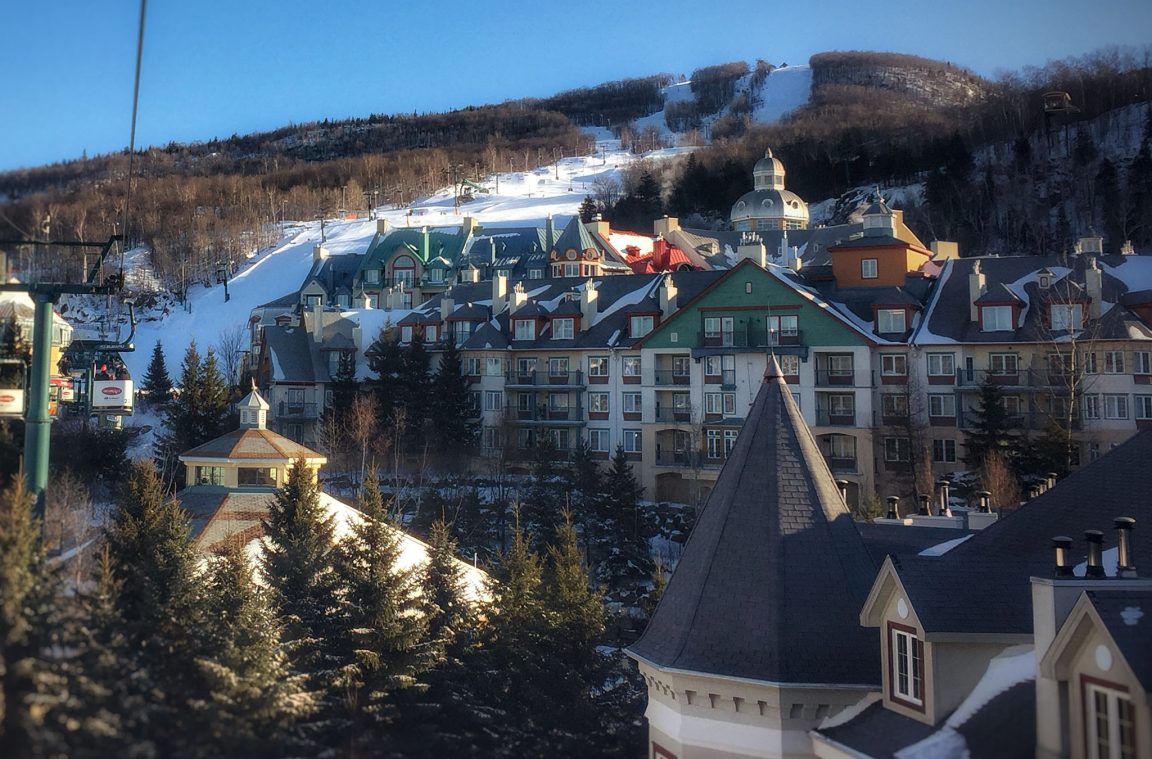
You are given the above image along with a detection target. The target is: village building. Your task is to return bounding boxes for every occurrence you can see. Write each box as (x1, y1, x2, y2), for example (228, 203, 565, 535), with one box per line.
(731, 149, 810, 232)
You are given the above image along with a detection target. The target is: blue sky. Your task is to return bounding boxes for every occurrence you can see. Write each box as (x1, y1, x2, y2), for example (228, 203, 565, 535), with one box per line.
(2, 0, 1150, 171)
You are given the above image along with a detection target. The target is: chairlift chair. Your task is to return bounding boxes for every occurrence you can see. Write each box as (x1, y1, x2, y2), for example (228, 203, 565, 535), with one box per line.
(0, 358, 28, 418)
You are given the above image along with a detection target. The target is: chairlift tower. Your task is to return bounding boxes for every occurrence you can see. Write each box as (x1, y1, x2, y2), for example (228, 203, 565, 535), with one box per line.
(0, 236, 125, 516)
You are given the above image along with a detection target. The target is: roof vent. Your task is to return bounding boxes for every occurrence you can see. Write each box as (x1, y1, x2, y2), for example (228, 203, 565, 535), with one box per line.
(1052, 536, 1074, 577)
(976, 490, 992, 514)
(885, 496, 900, 520)
(1085, 530, 1106, 578)
(1115, 517, 1136, 577)
(936, 479, 952, 517)
(917, 494, 931, 516)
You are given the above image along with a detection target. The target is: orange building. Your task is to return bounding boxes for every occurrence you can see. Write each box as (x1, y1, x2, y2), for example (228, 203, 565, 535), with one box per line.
(829, 199, 934, 287)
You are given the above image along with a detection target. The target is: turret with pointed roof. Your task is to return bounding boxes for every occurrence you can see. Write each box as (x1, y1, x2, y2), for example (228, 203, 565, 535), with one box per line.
(628, 358, 880, 757)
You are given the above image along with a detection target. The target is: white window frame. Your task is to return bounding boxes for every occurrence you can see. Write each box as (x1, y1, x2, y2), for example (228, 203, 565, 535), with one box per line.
(928, 394, 956, 417)
(927, 353, 955, 377)
(1134, 351, 1151, 375)
(981, 305, 1013, 331)
(861, 258, 878, 279)
(588, 356, 609, 378)
(1084, 394, 1101, 420)
(704, 355, 722, 376)
(622, 429, 641, 453)
(766, 314, 799, 339)
(552, 318, 574, 340)
(630, 315, 654, 338)
(1135, 395, 1152, 421)
(932, 439, 956, 463)
(884, 437, 911, 463)
(882, 394, 908, 417)
(1103, 394, 1129, 420)
(484, 390, 503, 412)
(1050, 303, 1084, 332)
(623, 392, 642, 413)
(513, 319, 535, 340)
(588, 392, 609, 413)
(778, 354, 800, 376)
(705, 393, 723, 414)
(587, 429, 609, 453)
(622, 356, 641, 378)
(1104, 351, 1125, 374)
(1084, 681, 1137, 759)
(485, 358, 504, 376)
(989, 353, 1019, 375)
(890, 626, 924, 705)
(881, 354, 908, 377)
(465, 358, 481, 376)
(548, 357, 569, 377)
(877, 309, 907, 333)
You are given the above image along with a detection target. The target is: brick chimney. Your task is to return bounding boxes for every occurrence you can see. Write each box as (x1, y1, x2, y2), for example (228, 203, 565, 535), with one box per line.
(659, 275, 678, 320)
(653, 215, 680, 237)
(580, 279, 598, 328)
(968, 260, 985, 322)
(1085, 257, 1103, 319)
(491, 274, 508, 314)
(510, 282, 529, 312)
(736, 232, 766, 267)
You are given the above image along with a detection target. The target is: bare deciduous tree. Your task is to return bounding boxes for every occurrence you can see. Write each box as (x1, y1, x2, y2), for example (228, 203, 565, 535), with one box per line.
(215, 323, 247, 387)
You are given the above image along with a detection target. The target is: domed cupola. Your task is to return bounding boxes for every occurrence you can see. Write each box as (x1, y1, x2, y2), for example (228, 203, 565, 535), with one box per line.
(754, 148, 786, 191)
(730, 148, 809, 232)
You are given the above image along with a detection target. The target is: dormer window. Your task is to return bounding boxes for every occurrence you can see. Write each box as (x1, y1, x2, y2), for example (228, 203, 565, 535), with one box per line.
(888, 623, 924, 708)
(1085, 679, 1137, 758)
(392, 255, 416, 288)
(514, 319, 535, 340)
(400, 326, 413, 343)
(452, 321, 471, 345)
(1051, 303, 1084, 331)
(364, 269, 380, 285)
(429, 269, 445, 283)
(876, 309, 907, 334)
(630, 315, 655, 338)
(981, 305, 1013, 331)
(425, 325, 438, 343)
(861, 259, 879, 279)
(552, 318, 574, 340)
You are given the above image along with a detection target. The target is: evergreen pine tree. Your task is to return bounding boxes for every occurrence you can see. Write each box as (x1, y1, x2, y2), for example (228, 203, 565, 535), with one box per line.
(334, 472, 430, 745)
(367, 327, 403, 422)
(156, 341, 204, 484)
(421, 518, 470, 653)
(0, 476, 59, 758)
(141, 340, 174, 405)
(400, 333, 431, 450)
(194, 545, 314, 755)
(328, 350, 358, 424)
(577, 195, 599, 223)
(483, 514, 546, 707)
(198, 348, 232, 441)
(543, 514, 606, 683)
(260, 459, 342, 699)
(568, 439, 602, 560)
(430, 338, 476, 464)
(598, 446, 650, 586)
(962, 377, 1017, 468)
(523, 436, 563, 547)
(100, 461, 207, 754)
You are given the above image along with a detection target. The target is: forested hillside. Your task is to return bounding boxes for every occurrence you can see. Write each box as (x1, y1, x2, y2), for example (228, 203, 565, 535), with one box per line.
(3, 46, 1151, 294)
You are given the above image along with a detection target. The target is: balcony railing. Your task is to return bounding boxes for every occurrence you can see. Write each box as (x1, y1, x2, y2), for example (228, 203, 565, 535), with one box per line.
(277, 401, 319, 419)
(504, 370, 585, 387)
(654, 369, 692, 386)
(823, 455, 858, 473)
(654, 407, 693, 423)
(955, 368, 1044, 388)
(697, 328, 804, 349)
(814, 369, 857, 387)
(957, 409, 1082, 432)
(815, 408, 857, 426)
(505, 404, 586, 423)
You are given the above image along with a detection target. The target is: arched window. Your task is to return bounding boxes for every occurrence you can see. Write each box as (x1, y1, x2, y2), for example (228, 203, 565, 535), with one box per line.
(392, 255, 416, 287)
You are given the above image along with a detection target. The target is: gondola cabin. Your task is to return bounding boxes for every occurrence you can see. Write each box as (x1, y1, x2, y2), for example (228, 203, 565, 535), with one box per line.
(91, 361, 134, 416)
(0, 359, 27, 418)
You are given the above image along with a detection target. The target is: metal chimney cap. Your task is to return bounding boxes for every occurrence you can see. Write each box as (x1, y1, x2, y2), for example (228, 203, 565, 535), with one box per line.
(1114, 517, 1136, 529)
(1052, 536, 1074, 547)
(1084, 530, 1105, 542)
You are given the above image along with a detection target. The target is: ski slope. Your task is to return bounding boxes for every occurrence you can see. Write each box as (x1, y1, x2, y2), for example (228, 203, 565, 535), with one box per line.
(117, 135, 688, 380)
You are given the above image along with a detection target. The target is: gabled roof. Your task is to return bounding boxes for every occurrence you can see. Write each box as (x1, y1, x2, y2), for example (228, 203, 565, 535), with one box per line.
(553, 215, 600, 253)
(1084, 590, 1152, 693)
(262, 326, 329, 383)
(629, 363, 879, 685)
(974, 282, 1024, 304)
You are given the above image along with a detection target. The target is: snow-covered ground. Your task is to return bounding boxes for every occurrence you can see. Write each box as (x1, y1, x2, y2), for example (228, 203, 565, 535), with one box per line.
(104, 135, 690, 382)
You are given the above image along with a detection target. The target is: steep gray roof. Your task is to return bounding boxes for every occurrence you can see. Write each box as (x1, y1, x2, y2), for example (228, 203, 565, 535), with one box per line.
(629, 363, 880, 685)
(916, 254, 1152, 344)
(263, 326, 329, 383)
(894, 430, 1152, 636)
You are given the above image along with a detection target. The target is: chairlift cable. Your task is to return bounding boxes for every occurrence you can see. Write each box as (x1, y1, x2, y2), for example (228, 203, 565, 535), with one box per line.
(118, 0, 148, 291)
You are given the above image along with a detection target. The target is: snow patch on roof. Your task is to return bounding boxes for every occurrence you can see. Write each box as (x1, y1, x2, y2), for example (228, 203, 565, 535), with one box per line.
(919, 534, 973, 557)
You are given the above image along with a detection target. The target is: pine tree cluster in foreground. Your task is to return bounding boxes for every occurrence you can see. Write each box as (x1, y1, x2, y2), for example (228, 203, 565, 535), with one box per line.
(0, 460, 646, 757)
